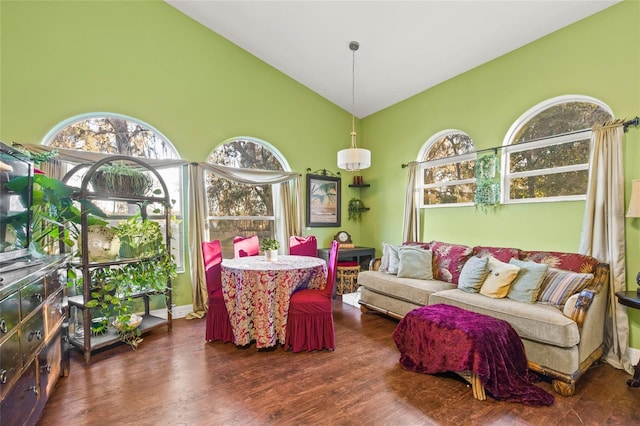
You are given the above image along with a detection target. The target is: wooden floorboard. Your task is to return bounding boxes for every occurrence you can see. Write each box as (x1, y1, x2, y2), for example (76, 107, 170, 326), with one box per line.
(38, 300, 639, 425)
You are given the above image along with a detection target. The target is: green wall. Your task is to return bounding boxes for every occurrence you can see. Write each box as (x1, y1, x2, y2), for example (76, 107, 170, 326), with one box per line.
(2, 1, 639, 351)
(0, 0, 362, 305)
(360, 1, 640, 349)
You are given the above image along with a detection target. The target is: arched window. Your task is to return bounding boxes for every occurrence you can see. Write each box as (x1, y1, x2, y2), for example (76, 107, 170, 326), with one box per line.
(44, 113, 185, 270)
(502, 96, 613, 203)
(205, 137, 290, 258)
(418, 130, 476, 207)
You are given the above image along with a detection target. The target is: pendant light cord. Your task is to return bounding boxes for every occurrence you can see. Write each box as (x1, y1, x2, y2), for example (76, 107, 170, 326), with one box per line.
(350, 41, 359, 149)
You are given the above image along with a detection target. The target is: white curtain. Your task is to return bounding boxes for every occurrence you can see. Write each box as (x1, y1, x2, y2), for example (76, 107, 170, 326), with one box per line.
(579, 119, 633, 374)
(402, 161, 420, 242)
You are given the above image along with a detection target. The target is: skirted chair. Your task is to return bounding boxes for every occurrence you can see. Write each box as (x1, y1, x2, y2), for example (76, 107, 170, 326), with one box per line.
(289, 235, 318, 257)
(284, 240, 339, 352)
(201, 240, 234, 343)
(233, 235, 259, 258)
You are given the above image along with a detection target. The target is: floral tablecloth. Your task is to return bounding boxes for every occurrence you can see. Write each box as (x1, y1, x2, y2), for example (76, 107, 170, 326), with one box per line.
(221, 255, 327, 348)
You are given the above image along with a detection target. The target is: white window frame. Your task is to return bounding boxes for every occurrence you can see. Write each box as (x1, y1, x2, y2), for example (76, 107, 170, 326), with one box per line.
(417, 129, 477, 208)
(501, 95, 613, 204)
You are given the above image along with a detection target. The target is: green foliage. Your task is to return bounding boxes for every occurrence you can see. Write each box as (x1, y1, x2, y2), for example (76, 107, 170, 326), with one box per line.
(90, 161, 152, 196)
(474, 154, 500, 213)
(5, 174, 107, 254)
(260, 238, 280, 251)
(348, 198, 369, 221)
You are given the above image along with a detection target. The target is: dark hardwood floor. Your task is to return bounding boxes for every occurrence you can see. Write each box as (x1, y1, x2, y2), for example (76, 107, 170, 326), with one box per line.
(38, 300, 639, 425)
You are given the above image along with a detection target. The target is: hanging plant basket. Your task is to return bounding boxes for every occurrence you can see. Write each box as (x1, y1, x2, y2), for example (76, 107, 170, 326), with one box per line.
(348, 198, 370, 221)
(90, 161, 152, 197)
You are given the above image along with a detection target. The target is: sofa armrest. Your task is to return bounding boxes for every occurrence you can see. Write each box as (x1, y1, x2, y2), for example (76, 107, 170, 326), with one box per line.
(567, 289, 595, 328)
(369, 257, 382, 271)
(567, 262, 609, 329)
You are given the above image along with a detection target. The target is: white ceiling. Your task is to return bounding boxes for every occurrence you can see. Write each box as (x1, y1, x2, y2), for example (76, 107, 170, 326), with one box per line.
(166, 1, 620, 118)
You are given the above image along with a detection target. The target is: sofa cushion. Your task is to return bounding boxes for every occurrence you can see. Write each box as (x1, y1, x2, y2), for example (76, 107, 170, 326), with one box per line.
(521, 250, 599, 274)
(479, 257, 520, 298)
(430, 241, 473, 285)
(380, 243, 401, 274)
(458, 255, 489, 293)
(537, 268, 594, 308)
(429, 289, 580, 348)
(507, 258, 549, 303)
(397, 246, 433, 280)
(473, 246, 521, 263)
(358, 270, 455, 307)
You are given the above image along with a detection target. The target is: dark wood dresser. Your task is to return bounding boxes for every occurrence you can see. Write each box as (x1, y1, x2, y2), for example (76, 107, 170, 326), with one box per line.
(0, 255, 69, 425)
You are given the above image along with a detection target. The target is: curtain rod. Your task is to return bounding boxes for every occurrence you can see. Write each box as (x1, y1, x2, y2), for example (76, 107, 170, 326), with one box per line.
(401, 116, 639, 168)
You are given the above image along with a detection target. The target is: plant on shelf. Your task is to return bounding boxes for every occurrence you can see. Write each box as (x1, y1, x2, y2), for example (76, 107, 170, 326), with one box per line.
(90, 161, 152, 197)
(113, 212, 164, 258)
(348, 198, 369, 222)
(260, 238, 280, 251)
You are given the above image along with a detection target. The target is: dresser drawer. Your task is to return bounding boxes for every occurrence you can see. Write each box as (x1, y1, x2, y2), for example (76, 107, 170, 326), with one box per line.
(0, 360, 37, 426)
(20, 308, 44, 364)
(44, 289, 64, 337)
(0, 331, 22, 399)
(45, 268, 65, 297)
(0, 291, 20, 338)
(20, 279, 45, 319)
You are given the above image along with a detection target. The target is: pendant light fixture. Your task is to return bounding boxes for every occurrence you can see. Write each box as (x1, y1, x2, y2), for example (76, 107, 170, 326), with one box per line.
(337, 41, 371, 172)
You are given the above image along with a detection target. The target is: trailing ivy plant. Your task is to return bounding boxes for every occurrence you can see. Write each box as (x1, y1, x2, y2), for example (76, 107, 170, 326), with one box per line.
(474, 153, 500, 213)
(348, 198, 369, 222)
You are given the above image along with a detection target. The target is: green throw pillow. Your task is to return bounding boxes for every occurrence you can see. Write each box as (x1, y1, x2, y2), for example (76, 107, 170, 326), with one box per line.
(397, 246, 433, 280)
(458, 256, 489, 293)
(507, 258, 549, 303)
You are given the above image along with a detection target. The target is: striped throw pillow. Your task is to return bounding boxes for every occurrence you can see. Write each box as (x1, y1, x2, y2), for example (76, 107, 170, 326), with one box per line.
(537, 268, 594, 308)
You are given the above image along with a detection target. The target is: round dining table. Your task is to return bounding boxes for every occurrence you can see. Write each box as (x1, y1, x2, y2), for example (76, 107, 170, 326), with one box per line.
(221, 255, 327, 349)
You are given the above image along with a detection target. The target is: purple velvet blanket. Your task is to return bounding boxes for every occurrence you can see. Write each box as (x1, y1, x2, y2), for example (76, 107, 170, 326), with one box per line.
(393, 304, 554, 406)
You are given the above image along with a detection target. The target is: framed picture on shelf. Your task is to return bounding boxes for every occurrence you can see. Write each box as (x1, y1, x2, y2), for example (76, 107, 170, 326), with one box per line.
(306, 173, 341, 227)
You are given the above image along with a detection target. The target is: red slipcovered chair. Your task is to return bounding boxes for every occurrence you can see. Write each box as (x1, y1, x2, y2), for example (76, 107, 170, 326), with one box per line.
(233, 235, 259, 258)
(284, 240, 339, 352)
(289, 235, 318, 257)
(202, 240, 234, 343)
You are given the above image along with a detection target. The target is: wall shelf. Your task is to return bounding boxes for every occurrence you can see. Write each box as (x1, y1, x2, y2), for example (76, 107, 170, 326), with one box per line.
(348, 183, 370, 188)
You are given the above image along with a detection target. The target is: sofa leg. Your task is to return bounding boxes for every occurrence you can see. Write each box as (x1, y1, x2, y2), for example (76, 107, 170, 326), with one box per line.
(360, 304, 370, 314)
(552, 380, 576, 397)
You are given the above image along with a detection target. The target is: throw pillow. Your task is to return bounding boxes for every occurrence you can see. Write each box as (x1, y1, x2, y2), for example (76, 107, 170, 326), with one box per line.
(397, 247, 433, 280)
(380, 243, 400, 275)
(429, 241, 473, 285)
(472, 246, 521, 263)
(458, 256, 490, 293)
(563, 293, 580, 318)
(537, 268, 594, 308)
(507, 258, 549, 303)
(521, 250, 599, 274)
(480, 256, 521, 298)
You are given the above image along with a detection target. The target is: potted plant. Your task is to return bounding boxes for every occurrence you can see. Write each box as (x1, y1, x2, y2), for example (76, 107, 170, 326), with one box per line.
(90, 161, 152, 197)
(348, 198, 369, 222)
(260, 238, 280, 262)
(113, 213, 163, 258)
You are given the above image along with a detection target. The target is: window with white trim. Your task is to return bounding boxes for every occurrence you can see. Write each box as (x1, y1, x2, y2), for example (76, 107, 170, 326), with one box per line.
(45, 113, 185, 271)
(205, 137, 289, 258)
(418, 130, 476, 207)
(502, 96, 613, 203)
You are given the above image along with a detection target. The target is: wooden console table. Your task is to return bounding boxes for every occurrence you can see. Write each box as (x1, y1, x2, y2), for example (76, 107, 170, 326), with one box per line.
(317, 246, 375, 271)
(614, 290, 640, 388)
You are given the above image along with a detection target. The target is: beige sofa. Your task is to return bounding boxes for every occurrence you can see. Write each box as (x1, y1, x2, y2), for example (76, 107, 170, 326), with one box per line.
(357, 241, 610, 396)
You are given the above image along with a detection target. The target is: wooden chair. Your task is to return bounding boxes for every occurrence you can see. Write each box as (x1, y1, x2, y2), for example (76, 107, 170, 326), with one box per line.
(233, 235, 259, 258)
(202, 240, 234, 343)
(289, 235, 318, 257)
(284, 240, 339, 352)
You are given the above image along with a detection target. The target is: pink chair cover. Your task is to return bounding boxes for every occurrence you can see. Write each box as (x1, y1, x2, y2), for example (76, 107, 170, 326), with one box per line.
(289, 235, 318, 257)
(233, 235, 259, 258)
(202, 241, 234, 343)
(284, 240, 339, 352)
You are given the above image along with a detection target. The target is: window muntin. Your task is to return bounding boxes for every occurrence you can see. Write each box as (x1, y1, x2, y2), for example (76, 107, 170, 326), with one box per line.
(418, 131, 476, 207)
(502, 97, 613, 203)
(205, 138, 287, 258)
(45, 113, 185, 271)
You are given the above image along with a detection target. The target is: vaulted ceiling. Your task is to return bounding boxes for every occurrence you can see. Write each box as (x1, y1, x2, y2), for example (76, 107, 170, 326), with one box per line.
(166, 1, 620, 118)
